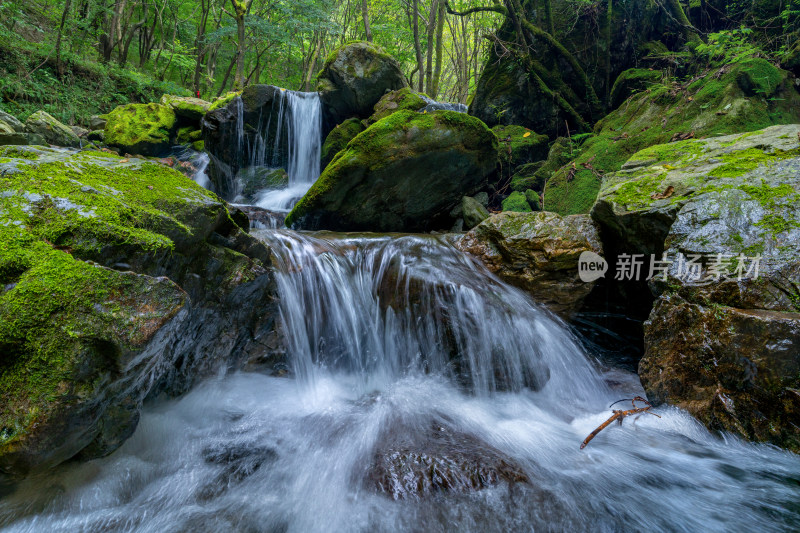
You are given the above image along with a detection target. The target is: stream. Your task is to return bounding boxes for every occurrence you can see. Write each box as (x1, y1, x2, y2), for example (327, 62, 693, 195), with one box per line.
(0, 230, 798, 532)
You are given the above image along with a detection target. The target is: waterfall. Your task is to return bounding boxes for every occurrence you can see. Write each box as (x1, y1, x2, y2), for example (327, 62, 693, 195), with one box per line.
(1, 231, 799, 532)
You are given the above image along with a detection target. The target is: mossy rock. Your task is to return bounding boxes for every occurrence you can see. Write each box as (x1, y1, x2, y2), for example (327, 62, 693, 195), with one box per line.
(208, 91, 242, 112)
(493, 125, 549, 169)
(614, 125, 800, 453)
(0, 146, 278, 483)
(525, 189, 541, 211)
(238, 166, 289, 202)
(0, 111, 24, 133)
(24, 111, 81, 148)
(191, 140, 204, 151)
(0, 133, 46, 146)
(317, 41, 408, 125)
(501, 191, 532, 212)
(321, 118, 365, 170)
(160, 94, 211, 122)
(609, 68, 665, 110)
(104, 103, 177, 156)
(286, 110, 498, 232)
(512, 137, 574, 193)
(544, 59, 800, 216)
(367, 88, 429, 125)
(456, 211, 603, 317)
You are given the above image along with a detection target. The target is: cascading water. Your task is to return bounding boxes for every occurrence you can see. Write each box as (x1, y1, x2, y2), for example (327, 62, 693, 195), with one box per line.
(246, 90, 322, 212)
(1, 230, 798, 533)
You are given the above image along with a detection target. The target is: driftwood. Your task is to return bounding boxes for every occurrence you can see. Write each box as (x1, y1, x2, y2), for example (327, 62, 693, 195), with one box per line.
(580, 396, 660, 449)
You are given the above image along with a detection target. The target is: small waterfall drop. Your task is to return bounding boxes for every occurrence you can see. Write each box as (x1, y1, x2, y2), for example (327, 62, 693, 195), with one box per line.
(1, 231, 799, 532)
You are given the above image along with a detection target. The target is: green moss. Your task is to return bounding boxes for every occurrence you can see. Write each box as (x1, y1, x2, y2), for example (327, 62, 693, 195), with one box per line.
(502, 191, 532, 212)
(493, 124, 549, 167)
(367, 88, 429, 124)
(321, 118, 365, 169)
(208, 91, 242, 112)
(286, 110, 496, 227)
(708, 147, 800, 177)
(543, 58, 800, 215)
(192, 140, 205, 151)
(176, 126, 195, 144)
(104, 103, 177, 155)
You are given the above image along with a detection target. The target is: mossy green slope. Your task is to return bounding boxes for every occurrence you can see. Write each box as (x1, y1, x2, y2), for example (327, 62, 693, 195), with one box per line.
(543, 59, 800, 216)
(0, 146, 262, 479)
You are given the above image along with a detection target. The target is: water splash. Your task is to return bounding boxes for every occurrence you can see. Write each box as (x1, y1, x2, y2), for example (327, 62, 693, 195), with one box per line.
(1, 232, 798, 532)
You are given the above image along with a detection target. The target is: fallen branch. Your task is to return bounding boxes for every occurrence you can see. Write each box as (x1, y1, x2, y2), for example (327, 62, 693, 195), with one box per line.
(580, 396, 660, 449)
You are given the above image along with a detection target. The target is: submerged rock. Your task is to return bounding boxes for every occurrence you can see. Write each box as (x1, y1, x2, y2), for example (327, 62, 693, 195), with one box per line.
(369, 422, 529, 499)
(24, 110, 81, 148)
(0, 146, 279, 484)
(286, 110, 498, 232)
(103, 103, 177, 156)
(317, 41, 407, 126)
(457, 211, 603, 317)
(595, 124, 800, 451)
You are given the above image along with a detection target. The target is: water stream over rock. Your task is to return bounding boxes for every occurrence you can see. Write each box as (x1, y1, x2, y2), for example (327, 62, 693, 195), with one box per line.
(0, 230, 798, 532)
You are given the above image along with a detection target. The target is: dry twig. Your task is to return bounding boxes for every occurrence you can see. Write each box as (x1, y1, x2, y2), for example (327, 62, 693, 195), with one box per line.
(580, 396, 660, 449)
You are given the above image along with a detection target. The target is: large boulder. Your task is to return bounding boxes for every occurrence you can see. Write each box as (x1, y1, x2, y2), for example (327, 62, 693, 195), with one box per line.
(0, 146, 280, 485)
(456, 211, 603, 317)
(317, 42, 407, 127)
(590, 124, 800, 451)
(285, 110, 498, 232)
(24, 110, 81, 148)
(0, 133, 46, 146)
(104, 103, 177, 156)
(543, 59, 800, 215)
(366, 87, 428, 125)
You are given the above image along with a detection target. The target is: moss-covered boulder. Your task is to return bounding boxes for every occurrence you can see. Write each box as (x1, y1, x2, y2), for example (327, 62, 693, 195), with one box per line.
(366, 87, 429, 125)
(501, 191, 532, 212)
(317, 42, 407, 126)
(286, 110, 498, 232)
(0, 111, 25, 133)
(321, 118, 365, 169)
(24, 111, 81, 148)
(511, 137, 574, 194)
(0, 146, 279, 484)
(609, 68, 664, 110)
(461, 195, 490, 230)
(544, 59, 800, 216)
(104, 103, 177, 156)
(589, 124, 800, 451)
(493, 124, 549, 169)
(238, 166, 289, 202)
(160, 94, 211, 122)
(456, 211, 603, 317)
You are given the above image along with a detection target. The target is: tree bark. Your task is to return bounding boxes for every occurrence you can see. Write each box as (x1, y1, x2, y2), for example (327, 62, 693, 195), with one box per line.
(413, 0, 425, 91)
(431, 0, 446, 98)
(362, 0, 372, 41)
(55, 0, 73, 78)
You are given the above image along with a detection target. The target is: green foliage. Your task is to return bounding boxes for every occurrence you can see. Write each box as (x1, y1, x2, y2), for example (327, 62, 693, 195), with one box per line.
(694, 27, 762, 65)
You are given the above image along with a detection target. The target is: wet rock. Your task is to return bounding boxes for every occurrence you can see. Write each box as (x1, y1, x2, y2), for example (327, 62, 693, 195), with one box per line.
(320, 118, 364, 170)
(202, 85, 291, 200)
(286, 110, 498, 232)
(457, 211, 603, 317)
(610, 124, 800, 451)
(369, 423, 528, 499)
(198, 442, 278, 500)
(461, 196, 490, 230)
(0, 146, 279, 483)
(238, 166, 289, 203)
(24, 111, 81, 148)
(103, 103, 177, 156)
(317, 41, 407, 127)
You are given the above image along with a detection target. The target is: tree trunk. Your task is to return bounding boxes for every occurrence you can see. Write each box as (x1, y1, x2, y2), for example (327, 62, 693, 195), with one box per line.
(413, 0, 424, 91)
(425, 0, 439, 95)
(55, 0, 73, 78)
(430, 0, 445, 98)
(362, 0, 372, 41)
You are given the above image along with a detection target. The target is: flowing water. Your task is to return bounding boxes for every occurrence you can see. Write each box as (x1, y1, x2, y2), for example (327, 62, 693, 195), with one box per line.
(247, 90, 322, 212)
(1, 231, 798, 532)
